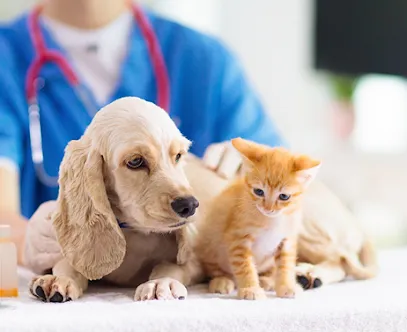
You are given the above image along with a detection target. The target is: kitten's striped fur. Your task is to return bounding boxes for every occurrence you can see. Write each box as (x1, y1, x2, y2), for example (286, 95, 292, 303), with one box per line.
(196, 138, 320, 300)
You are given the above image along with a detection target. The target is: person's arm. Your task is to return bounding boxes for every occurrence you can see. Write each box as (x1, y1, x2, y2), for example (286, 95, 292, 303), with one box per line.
(0, 164, 62, 269)
(0, 33, 63, 271)
(0, 165, 27, 265)
(0, 34, 27, 265)
(0, 161, 20, 214)
(0, 125, 26, 266)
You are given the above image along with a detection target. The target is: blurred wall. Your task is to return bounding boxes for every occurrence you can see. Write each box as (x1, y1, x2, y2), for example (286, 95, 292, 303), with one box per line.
(0, 0, 35, 20)
(150, 0, 334, 154)
(219, 0, 333, 154)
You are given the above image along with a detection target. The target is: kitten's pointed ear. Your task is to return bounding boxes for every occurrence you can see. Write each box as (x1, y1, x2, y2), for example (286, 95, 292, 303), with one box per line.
(231, 137, 263, 163)
(293, 155, 321, 187)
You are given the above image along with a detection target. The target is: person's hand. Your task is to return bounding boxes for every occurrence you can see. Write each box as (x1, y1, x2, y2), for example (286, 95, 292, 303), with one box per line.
(202, 141, 243, 179)
(24, 201, 62, 274)
(0, 212, 27, 265)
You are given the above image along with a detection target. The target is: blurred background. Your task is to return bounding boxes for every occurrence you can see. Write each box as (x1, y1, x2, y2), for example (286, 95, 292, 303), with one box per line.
(2, 0, 407, 248)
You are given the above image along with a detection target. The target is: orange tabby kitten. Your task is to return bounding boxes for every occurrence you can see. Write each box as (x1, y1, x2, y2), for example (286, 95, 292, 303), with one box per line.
(195, 138, 321, 300)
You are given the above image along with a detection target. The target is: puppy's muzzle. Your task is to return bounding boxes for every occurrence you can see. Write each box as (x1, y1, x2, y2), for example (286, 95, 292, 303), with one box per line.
(171, 196, 199, 218)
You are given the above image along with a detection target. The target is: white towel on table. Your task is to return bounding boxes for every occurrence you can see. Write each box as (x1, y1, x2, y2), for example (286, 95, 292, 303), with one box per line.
(1, 248, 406, 332)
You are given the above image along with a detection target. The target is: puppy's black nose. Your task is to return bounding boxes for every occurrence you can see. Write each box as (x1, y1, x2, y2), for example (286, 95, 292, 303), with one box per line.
(171, 196, 199, 218)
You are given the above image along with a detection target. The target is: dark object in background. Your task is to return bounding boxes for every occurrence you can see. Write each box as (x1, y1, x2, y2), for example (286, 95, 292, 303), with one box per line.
(314, 0, 407, 77)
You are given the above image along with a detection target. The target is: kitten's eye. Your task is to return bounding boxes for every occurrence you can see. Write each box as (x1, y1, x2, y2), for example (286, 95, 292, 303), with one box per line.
(127, 157, 145, 169)
(175, 153, 182, 163)
(279, 193, 291, 201)
(253, 188, 265, 197)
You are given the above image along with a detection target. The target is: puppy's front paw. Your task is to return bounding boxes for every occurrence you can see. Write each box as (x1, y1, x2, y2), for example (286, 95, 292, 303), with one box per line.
(209, 276, 235, 294)
(275, 283, 302, 298)
(237, 286, 266, 300)
(134, 278, 187, 301)
(295, 263, 323, 290)
(29, 275, 82, 303)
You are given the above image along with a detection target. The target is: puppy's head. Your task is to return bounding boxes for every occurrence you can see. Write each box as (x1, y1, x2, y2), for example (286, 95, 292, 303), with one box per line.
(99, 98, 199, 231)
(52, 97, 198, 280)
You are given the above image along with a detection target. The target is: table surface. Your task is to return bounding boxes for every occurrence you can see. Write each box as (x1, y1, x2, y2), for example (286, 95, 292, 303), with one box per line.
(1, 248, 406, 332)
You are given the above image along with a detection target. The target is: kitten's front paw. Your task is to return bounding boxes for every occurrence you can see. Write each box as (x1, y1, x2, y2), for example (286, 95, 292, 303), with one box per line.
(209, 276, 235, 294)
(275, 283, 303, 298)
(238, 286, 267, 300)
(29, 275, 82, 303)
(134, 278, 187, 301)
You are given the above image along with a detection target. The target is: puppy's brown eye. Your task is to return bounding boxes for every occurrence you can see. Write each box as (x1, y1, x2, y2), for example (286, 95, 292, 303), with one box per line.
(175, 153, 182, 163)
(127, 157, 145, 169)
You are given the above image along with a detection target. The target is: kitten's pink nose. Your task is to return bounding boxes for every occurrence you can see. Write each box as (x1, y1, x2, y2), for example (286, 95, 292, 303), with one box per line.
(264, 200, 275, 210)
(265, 209, 279, 216)
(264, 205, 274, 213)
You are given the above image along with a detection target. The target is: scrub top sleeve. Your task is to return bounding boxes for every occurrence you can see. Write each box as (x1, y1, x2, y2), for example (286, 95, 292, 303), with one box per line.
(214, 46, 286, 148)
(0, 95, 24, 169)
(0, 38, 24, 169)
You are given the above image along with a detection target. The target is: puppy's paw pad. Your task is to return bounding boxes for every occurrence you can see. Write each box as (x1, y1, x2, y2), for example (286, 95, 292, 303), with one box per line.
(259, 276, 275, 291)
(312, 278, 323, 288)
(209, 277, 235, 294)
(238, 286, 266, 300)
(296, 272, 323, 290)
(295, 263, 323, 290)
(49, 292, 63, 303)
(134, 278, 187, 301)
(34, 285, 47, 301)
(29, 275, 81, 303)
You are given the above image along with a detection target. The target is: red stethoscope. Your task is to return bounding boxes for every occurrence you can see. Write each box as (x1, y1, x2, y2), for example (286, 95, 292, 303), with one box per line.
(26, 3, 170, 187)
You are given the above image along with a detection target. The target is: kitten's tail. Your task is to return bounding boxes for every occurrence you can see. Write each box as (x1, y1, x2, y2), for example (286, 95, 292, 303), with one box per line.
(341, 238, 379, 280)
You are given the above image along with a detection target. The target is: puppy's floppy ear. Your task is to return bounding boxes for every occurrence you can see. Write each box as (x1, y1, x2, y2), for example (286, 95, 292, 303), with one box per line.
(52, 139, 126, 280)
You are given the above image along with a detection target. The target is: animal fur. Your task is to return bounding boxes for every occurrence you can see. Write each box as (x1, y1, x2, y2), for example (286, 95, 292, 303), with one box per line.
(27, 97, 378, 303)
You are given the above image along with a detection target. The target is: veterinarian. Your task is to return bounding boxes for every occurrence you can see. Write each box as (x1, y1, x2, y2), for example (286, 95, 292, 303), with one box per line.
(0, 0, 284, 265)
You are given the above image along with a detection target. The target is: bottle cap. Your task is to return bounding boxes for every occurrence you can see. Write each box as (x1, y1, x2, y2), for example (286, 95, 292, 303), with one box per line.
(0, 225, 11, 239)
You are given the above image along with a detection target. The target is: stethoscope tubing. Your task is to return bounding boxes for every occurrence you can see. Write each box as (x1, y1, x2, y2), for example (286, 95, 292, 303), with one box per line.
(25, 3, 170, 187)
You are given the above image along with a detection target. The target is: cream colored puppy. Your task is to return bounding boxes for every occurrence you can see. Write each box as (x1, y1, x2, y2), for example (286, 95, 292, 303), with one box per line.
(28, 97, 203, 302)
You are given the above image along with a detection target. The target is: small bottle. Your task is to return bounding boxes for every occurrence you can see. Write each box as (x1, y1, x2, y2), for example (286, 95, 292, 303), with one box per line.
(0, 225, 18, 297)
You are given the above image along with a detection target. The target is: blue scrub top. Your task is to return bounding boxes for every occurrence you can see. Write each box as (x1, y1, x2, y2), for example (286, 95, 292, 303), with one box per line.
(0, 9, 284, 219)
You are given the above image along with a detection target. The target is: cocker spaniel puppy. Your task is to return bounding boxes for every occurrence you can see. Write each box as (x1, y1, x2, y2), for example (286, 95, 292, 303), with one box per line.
(29, 97, 204, 302)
